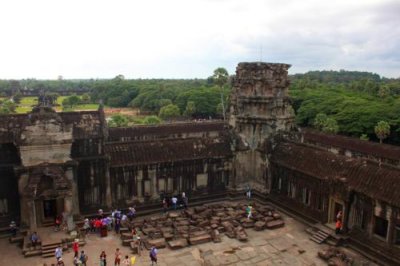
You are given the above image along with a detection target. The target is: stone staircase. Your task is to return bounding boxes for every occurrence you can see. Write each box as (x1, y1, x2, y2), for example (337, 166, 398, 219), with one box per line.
(309, 229, 330, 244)
(41, 240, 64, 258)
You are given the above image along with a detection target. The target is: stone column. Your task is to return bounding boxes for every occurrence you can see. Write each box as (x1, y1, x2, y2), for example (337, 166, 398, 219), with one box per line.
(66, 167, 80, 215)
(136, 170, 143, 203)
(149, 169, 158, 200)
(28, 199, 37, 231)
(64, 196, 75, 231)
(342, 200, 351, 233)
(386, 206, 395, 245)
(104, 161, 112, 209)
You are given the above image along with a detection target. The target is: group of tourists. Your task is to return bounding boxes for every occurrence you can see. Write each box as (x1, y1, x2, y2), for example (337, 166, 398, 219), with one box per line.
(162, 192, 188, 213)
(53, 244, 157, 266)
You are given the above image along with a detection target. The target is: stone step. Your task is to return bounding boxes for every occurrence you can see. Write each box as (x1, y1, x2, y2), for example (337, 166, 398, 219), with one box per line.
(24, 250, 42, 257)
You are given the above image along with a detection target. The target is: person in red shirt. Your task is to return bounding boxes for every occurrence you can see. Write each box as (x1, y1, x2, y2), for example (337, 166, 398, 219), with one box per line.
(335, 219, 342, 234)
(72, 239, 79, 257)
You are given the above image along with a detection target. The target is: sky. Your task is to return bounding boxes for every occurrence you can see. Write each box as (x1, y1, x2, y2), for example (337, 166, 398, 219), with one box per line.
(0, 0, 399, 79)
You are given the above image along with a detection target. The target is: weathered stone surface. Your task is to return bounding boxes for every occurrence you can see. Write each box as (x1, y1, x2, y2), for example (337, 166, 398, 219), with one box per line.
(147, 238, 166, 249)
(266, 219, 284, 229)
(189, 233, 212, 245)
(168, 238, 189, 249)
(254, 221, 266, 231)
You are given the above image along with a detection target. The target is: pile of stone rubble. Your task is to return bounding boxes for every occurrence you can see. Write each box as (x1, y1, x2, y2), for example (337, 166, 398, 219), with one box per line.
(121, 202, 285, 251)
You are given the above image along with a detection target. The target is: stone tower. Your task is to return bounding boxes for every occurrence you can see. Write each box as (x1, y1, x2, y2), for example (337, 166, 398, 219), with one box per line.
(229, 62, 295, 193)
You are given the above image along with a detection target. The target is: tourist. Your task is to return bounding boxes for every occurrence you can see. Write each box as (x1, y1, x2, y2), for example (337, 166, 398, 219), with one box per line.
(182, 195, 188, 210)
(336, 211, 343, 221)
(55, 215, 61, 231)
(171, 196, 178, 210)
(149, 246, 158, 265)
(246, 205, 253, 219)
(80, 250, 88, 266)
(31, 231, 39, 248)
(55, 245, 63, 261)
(115, 218, 121, 234)
(95, 218, 103, 234)
(57, 257, 65, 266)
(100, 251, 107, 266)
(73, 255, 81, 266)
(98, 208, 104, 217)
(9, 220, 17, 237)
(335, 219, 342, 234)
(122, 255, 130, 266)
(106, 216, 113, 231)
(162, 198, 168, 213)
(128, 207, 136, 220)
(73, 239, 79, 257)
(83, 218, 90, 235)
(246, 186, 252, 199)
(114, 248, 122, 266)
(182, 192, 186, 198)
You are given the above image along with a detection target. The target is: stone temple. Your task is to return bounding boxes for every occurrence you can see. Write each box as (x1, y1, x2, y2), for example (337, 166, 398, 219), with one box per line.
(0, 62, 399, 264)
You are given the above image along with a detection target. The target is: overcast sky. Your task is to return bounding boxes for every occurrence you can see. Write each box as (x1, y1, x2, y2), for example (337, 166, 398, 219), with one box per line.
(0, 0, 398, 79)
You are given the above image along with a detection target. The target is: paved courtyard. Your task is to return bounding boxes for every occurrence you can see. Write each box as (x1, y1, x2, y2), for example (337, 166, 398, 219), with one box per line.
(0, 209, 376, 266)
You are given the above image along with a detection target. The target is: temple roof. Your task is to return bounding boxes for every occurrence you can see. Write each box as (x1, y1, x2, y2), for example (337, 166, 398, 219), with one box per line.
(271, 141, 400, 207)
(303, 129, 400, 161)
(105, 136, 232, 167)
(108, 121, 226, 142)
(0, 110, 105, 143)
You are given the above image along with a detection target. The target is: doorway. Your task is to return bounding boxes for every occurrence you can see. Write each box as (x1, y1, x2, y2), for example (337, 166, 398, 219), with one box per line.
(43, 199, 57, 218)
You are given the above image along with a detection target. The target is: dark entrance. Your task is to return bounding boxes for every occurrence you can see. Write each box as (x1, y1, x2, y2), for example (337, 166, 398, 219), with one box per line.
(43, 199, 56, 218)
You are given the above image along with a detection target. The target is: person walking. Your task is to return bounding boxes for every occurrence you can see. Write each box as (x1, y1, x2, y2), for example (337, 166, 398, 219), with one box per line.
(149, 246, 158, 265)
(100, 251, 107, 266)
(122, 255, 130, 266)
(80, 250, 88, 266)
(55, 245, 63, 261)
(182, 195, 188, 210)
(9, 220, 17, 237)
(114, 248, 122, 266)
(171, 196, 178, 210)
(73, 239, 79, 257)
(162, 198, 168, 213)
(335, 219, 342, 234)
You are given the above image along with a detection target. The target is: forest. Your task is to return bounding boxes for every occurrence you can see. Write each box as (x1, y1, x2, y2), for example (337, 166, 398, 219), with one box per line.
(0, 69, 399, 144)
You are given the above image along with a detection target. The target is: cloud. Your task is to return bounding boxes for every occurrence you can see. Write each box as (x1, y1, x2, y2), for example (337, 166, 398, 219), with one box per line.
(0, 0, 398, 78)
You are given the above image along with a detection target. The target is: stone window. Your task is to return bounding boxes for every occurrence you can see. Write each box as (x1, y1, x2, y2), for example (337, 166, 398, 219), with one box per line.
(395, 225, 400, 245)
(287, 182, 296, 198)
(302, 188, 311, 206)
(374, 216, 388, 239)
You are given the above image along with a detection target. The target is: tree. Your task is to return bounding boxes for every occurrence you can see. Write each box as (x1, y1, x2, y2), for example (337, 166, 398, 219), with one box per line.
(81, 93, 90, 103)
(184, 101, 196, 117)
(13, 92, 23, 104)
(159, 104, 180, 120)
(378, 85, 390, 98)
(212, 67, 229, 120)
(374, 121, 390, 144)
(62, 94, 81, 109)
(143, 115, 161, 125)
(322, 117, 339, 134)
(313, 113, 328, 130)
(360, 134, 369, 141)
(108, 114, 129, 127)
(0, 99, 16, 114)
